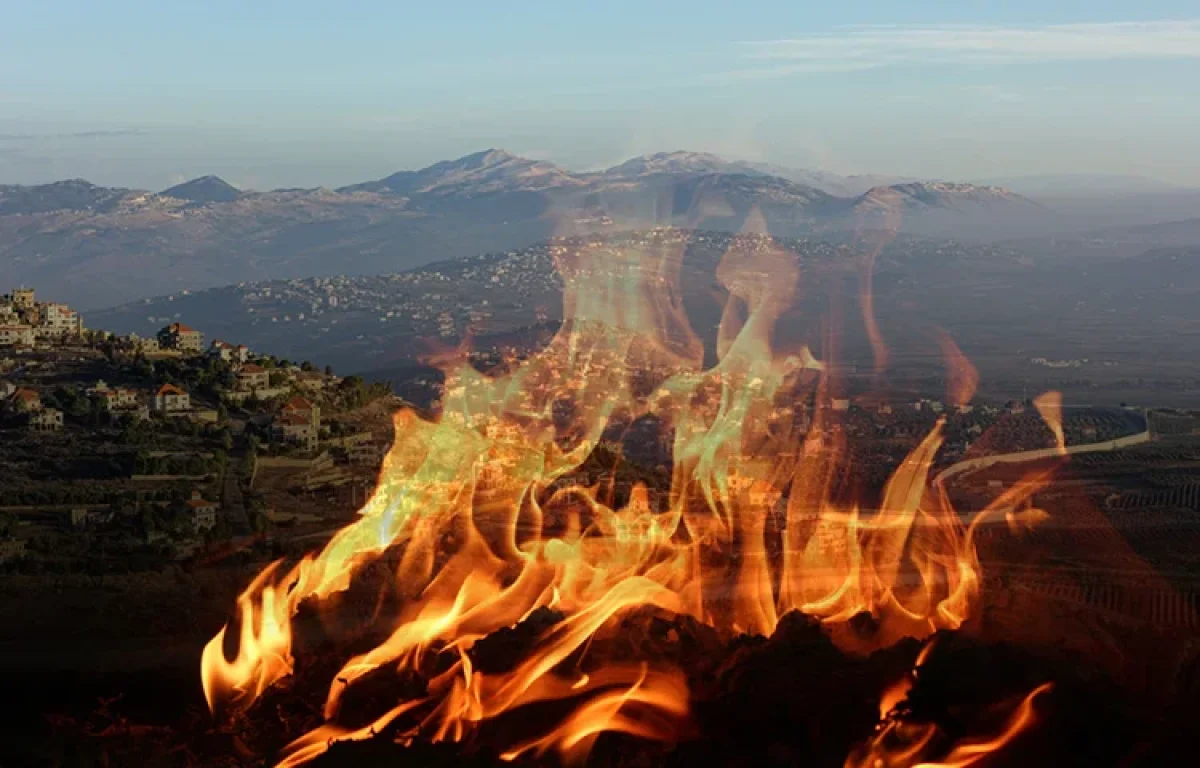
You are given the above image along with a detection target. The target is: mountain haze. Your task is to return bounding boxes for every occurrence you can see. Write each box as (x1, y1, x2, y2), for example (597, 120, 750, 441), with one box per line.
(0, 149, 1102, 309)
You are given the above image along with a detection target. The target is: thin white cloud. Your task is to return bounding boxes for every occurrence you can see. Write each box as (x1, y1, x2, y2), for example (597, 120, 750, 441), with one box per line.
(742, 20, 1200, 68)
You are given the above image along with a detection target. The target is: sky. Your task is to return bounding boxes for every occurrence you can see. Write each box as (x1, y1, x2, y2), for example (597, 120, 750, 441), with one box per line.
(2, 1, 1199, 190)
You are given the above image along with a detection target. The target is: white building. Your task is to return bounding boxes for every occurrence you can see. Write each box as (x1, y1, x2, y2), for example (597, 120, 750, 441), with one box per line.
(183, 490, 218, 531)
(35, 303, 83, 338)
(158, 323, 204, 353)
(153, 383, 191, 413)
(91, 381, 141, 410)
(236, 363, 270, 391)
(208, 340, 248, 363)
(126, 334, 160, 354)
(0, 325, 36, 347)
(29, 408, 63, 432)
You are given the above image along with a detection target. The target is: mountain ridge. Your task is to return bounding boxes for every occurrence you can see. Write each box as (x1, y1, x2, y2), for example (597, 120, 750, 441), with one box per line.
(0, 149, 1067, 309)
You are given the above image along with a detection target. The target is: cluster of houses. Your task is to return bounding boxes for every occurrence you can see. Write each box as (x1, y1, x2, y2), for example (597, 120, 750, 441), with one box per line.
(0, 299, 372, 565)
(2, 305, 336, 451)
(0, 287, 84, 348)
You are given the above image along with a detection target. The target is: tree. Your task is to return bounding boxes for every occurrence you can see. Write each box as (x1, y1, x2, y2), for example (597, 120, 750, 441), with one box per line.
(324, 364, 334, 376)
(247, 495, 271, 534)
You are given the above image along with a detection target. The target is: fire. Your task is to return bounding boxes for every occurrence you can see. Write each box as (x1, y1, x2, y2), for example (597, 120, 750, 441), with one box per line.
(201, 230, 1061, 764)
(847, 642, 1052, 768)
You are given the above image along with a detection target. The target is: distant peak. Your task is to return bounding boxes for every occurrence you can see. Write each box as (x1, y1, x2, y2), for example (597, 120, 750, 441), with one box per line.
(449, 148, 522, 167)
(160, 175, 242, 203)
(646, 150, 726, 161)
(605, 150, 738, 177)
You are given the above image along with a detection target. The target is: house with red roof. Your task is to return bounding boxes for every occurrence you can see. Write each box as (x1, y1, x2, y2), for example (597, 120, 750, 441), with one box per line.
(273, 395, 321, 451)
(208, 339, 235, 362)
(207, 339, 250, 363)
(153, 383, 191, 413)
(5, 387, 42, 414)
(182, 490, 218, 531)
(236, 362, 270, 391)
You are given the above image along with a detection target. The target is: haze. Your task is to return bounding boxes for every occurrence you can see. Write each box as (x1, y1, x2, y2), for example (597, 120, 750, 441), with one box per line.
(3, 0, 1200, 191)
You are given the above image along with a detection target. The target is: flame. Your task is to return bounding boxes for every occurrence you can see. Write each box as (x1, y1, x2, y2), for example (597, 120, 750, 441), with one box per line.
(848, 642, 1052, 768)
(933, 328, 979, 408)
(201, 230, 1062, 764)
(1033, 391, 1066, 454)
(852, 196, 902, 376)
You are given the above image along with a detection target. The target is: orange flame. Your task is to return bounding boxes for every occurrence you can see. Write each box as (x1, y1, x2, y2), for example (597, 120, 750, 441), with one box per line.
(848, 641, 1052, 768)
(933, 328, 980, 408)
(201, 230, 1062, 764)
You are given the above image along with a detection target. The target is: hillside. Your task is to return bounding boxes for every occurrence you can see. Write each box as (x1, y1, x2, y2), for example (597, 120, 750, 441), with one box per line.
(83, 228, 1029, 374)
(0, 179, 141, 215)
(83, 228, 1200, 406)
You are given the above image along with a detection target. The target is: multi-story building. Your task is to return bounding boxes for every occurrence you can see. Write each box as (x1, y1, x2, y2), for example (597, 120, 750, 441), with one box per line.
(11, 288, 35, 311)
(208, 340, 235, 362)
(208, 340, 250, 363)
(281, 395, 320, 428)
(0, 325, 36, 347)
(273, 412, 318, 451)
(90, 380, 141, 410)
(183, 490, 218, 531)
(294, 370, 330, 394)
(29, 408, 63, 432)
(34, 303, 83, 338)
(157, 322, 204, 353)
(125, 334, 160, 354)
(273, 395, 321, 451)
(236, 363, 270, 391)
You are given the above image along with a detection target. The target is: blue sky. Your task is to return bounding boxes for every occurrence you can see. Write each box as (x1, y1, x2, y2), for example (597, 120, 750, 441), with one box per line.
(2, 1, 1199, 189)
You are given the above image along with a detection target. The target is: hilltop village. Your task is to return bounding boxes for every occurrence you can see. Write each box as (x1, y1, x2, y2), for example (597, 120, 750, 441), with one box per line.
(1, 287, 397, 569)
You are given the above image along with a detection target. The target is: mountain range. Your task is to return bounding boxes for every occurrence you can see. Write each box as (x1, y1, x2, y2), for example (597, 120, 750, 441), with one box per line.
(0, 148, 1096, 310)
